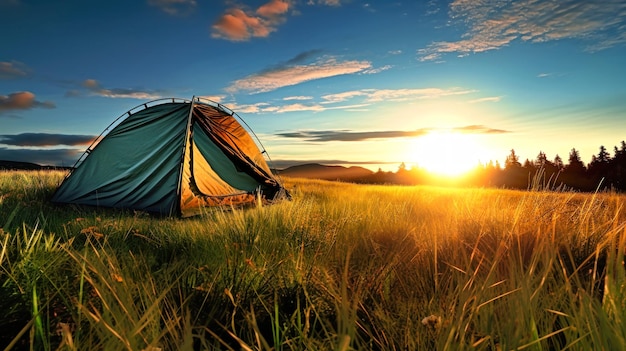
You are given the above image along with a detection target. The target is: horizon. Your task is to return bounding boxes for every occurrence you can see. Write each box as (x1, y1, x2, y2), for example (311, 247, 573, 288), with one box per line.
(1, 0, 625, 174)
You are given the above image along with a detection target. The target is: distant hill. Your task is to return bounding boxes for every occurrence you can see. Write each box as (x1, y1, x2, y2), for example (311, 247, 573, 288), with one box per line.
(0, 160, 69, 171)
(277, 163, 373, 181)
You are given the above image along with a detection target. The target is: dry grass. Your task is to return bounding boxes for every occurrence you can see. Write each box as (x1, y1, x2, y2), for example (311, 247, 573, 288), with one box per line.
(0, 171, 625, 350)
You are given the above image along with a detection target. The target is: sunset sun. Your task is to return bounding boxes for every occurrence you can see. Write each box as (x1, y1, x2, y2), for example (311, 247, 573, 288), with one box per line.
(406, 130, 484, 177)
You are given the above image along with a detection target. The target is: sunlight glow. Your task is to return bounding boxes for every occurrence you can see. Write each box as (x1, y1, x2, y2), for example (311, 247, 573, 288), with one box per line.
(404, 130, 485, 177)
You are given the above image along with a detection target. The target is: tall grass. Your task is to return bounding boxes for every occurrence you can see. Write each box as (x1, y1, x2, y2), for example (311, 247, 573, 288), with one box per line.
(0, 171, 625, 350)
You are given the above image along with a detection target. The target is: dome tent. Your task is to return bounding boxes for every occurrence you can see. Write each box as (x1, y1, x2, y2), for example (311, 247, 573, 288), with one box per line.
(52, 97, 287, 217)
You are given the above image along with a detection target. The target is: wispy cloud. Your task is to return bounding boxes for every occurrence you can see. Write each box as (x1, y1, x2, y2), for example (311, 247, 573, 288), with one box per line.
(321, 90, 369, 104)
(426, 0, 441, 16)
(468, 96, 501, 103)
(212, 0, 290, 41)
(227, 86, 475, 114)
(0, 133, 95, 147)
(366, 88, 475, 102)
(147, 0, 196, 16)
(198, 94, 226, 103)
(306, 0, 342, 6)
(283, 49, 324, 65)
(321, 87, 475, 103)
(277, 129, 431, 142)
(418, 0, 626, 61)
(229, 101, 368, 114)
(75, 79, 164, 99)
(271, 159, 390, 169)
(0, 91, 55, 114)
(226, 55, 371, 93)
(277, 125, 511, 142)
(0, 146, 81, 166)
(362, 65, 392, 74)
(283, 95, 314, 101)
(0, 61, 30, 79)
(452, 125, 510, 134)
(264, 103, 327, 113)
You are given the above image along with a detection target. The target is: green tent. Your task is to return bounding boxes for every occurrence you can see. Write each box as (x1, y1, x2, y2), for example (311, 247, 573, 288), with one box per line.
(52, 97, 287, 217)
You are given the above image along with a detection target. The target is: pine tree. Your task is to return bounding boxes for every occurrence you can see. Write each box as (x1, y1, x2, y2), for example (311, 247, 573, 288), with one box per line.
(523, 158, 534, 169)
(505, 149, 521, 169)
(610, 141, 626, 190)
(613, 141, 626, 162)
(536, 151, 547, 167)
(596, 145, 611, 163)
(566, 148, 586, 173)
(554, 154, 564, 171)
(588, 145, 612, 189)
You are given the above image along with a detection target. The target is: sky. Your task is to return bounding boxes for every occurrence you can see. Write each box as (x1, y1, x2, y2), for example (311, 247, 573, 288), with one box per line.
(1, 0, 625, 175)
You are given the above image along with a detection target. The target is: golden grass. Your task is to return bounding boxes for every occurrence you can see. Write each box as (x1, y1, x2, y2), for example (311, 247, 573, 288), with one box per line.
(0, 172, 625, 350)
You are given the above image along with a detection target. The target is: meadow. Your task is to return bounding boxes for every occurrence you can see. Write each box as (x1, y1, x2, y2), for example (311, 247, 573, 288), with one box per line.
(0, 170, 625, 350)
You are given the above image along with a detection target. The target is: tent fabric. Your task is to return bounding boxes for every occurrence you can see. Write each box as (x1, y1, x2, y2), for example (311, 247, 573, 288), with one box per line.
(51, 98, 287, 217)
(192, 104, 276, 184)
(192, 125, 259, 192)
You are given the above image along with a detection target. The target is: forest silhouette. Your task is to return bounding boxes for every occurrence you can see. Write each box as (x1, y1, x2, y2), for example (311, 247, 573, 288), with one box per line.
(359, 140, 626, 192)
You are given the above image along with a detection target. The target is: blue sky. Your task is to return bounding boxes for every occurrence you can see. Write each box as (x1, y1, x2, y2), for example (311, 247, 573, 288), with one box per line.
(1, 0, 625, 173)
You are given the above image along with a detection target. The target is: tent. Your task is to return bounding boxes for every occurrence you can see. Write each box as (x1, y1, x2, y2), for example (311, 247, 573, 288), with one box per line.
(52, 97, 288, 217)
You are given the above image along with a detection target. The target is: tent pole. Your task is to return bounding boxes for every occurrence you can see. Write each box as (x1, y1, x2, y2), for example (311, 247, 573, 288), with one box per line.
(174, 96, 196, 216)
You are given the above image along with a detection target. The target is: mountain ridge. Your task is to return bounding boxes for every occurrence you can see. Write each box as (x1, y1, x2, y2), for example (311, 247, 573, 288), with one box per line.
(277, 163, 373, 181)
(0, 160, 70, 170)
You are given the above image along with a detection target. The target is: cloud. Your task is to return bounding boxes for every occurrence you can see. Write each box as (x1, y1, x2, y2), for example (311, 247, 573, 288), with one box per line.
(418, 52, 444, 62)
(147, 0, 196, 16)
(468, 96, 502, 103)
(226, 56, 371, 93)
(266, 103, 327, 113)
(257, 0, 290, 18)
(0, 91, 55, 114)
(230, 101, 368, 114)
(211, 0, 290, 41)
(321, 87, 475, 104)
(198, 94, 226, 103)
(276, 129, 432, 142)
(228, 86, 474, 114)
(366, 87, 475, 102)
(284, 49, 325, 65)
(277, 125, 511, 142)
(0, 146, 81, 167)
(426, 0, 441, 16)
(271, 159, 390, 169)
(418, 0, 626, 61)
(283, 95, 314, 101)
(321, 90, 369, 103)
(79, 79, 164, 99)
(0, 133, 96, 147)
(362, 65, 392, 74)
(452, 125, 510, 134)
(0, 61, 30, 79)
(226, 102, 270, 114)
(306, 0, 341, 6)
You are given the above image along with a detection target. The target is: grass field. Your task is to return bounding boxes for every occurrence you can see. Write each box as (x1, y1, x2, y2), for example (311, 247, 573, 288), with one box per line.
(0, 170, 625, 350)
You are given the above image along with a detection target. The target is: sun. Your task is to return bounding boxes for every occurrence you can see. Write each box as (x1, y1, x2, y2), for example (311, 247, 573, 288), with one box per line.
(405, 130, 485, 177)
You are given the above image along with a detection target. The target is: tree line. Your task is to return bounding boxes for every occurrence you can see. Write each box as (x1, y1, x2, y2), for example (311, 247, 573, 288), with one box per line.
(359, 140, 626, 192)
